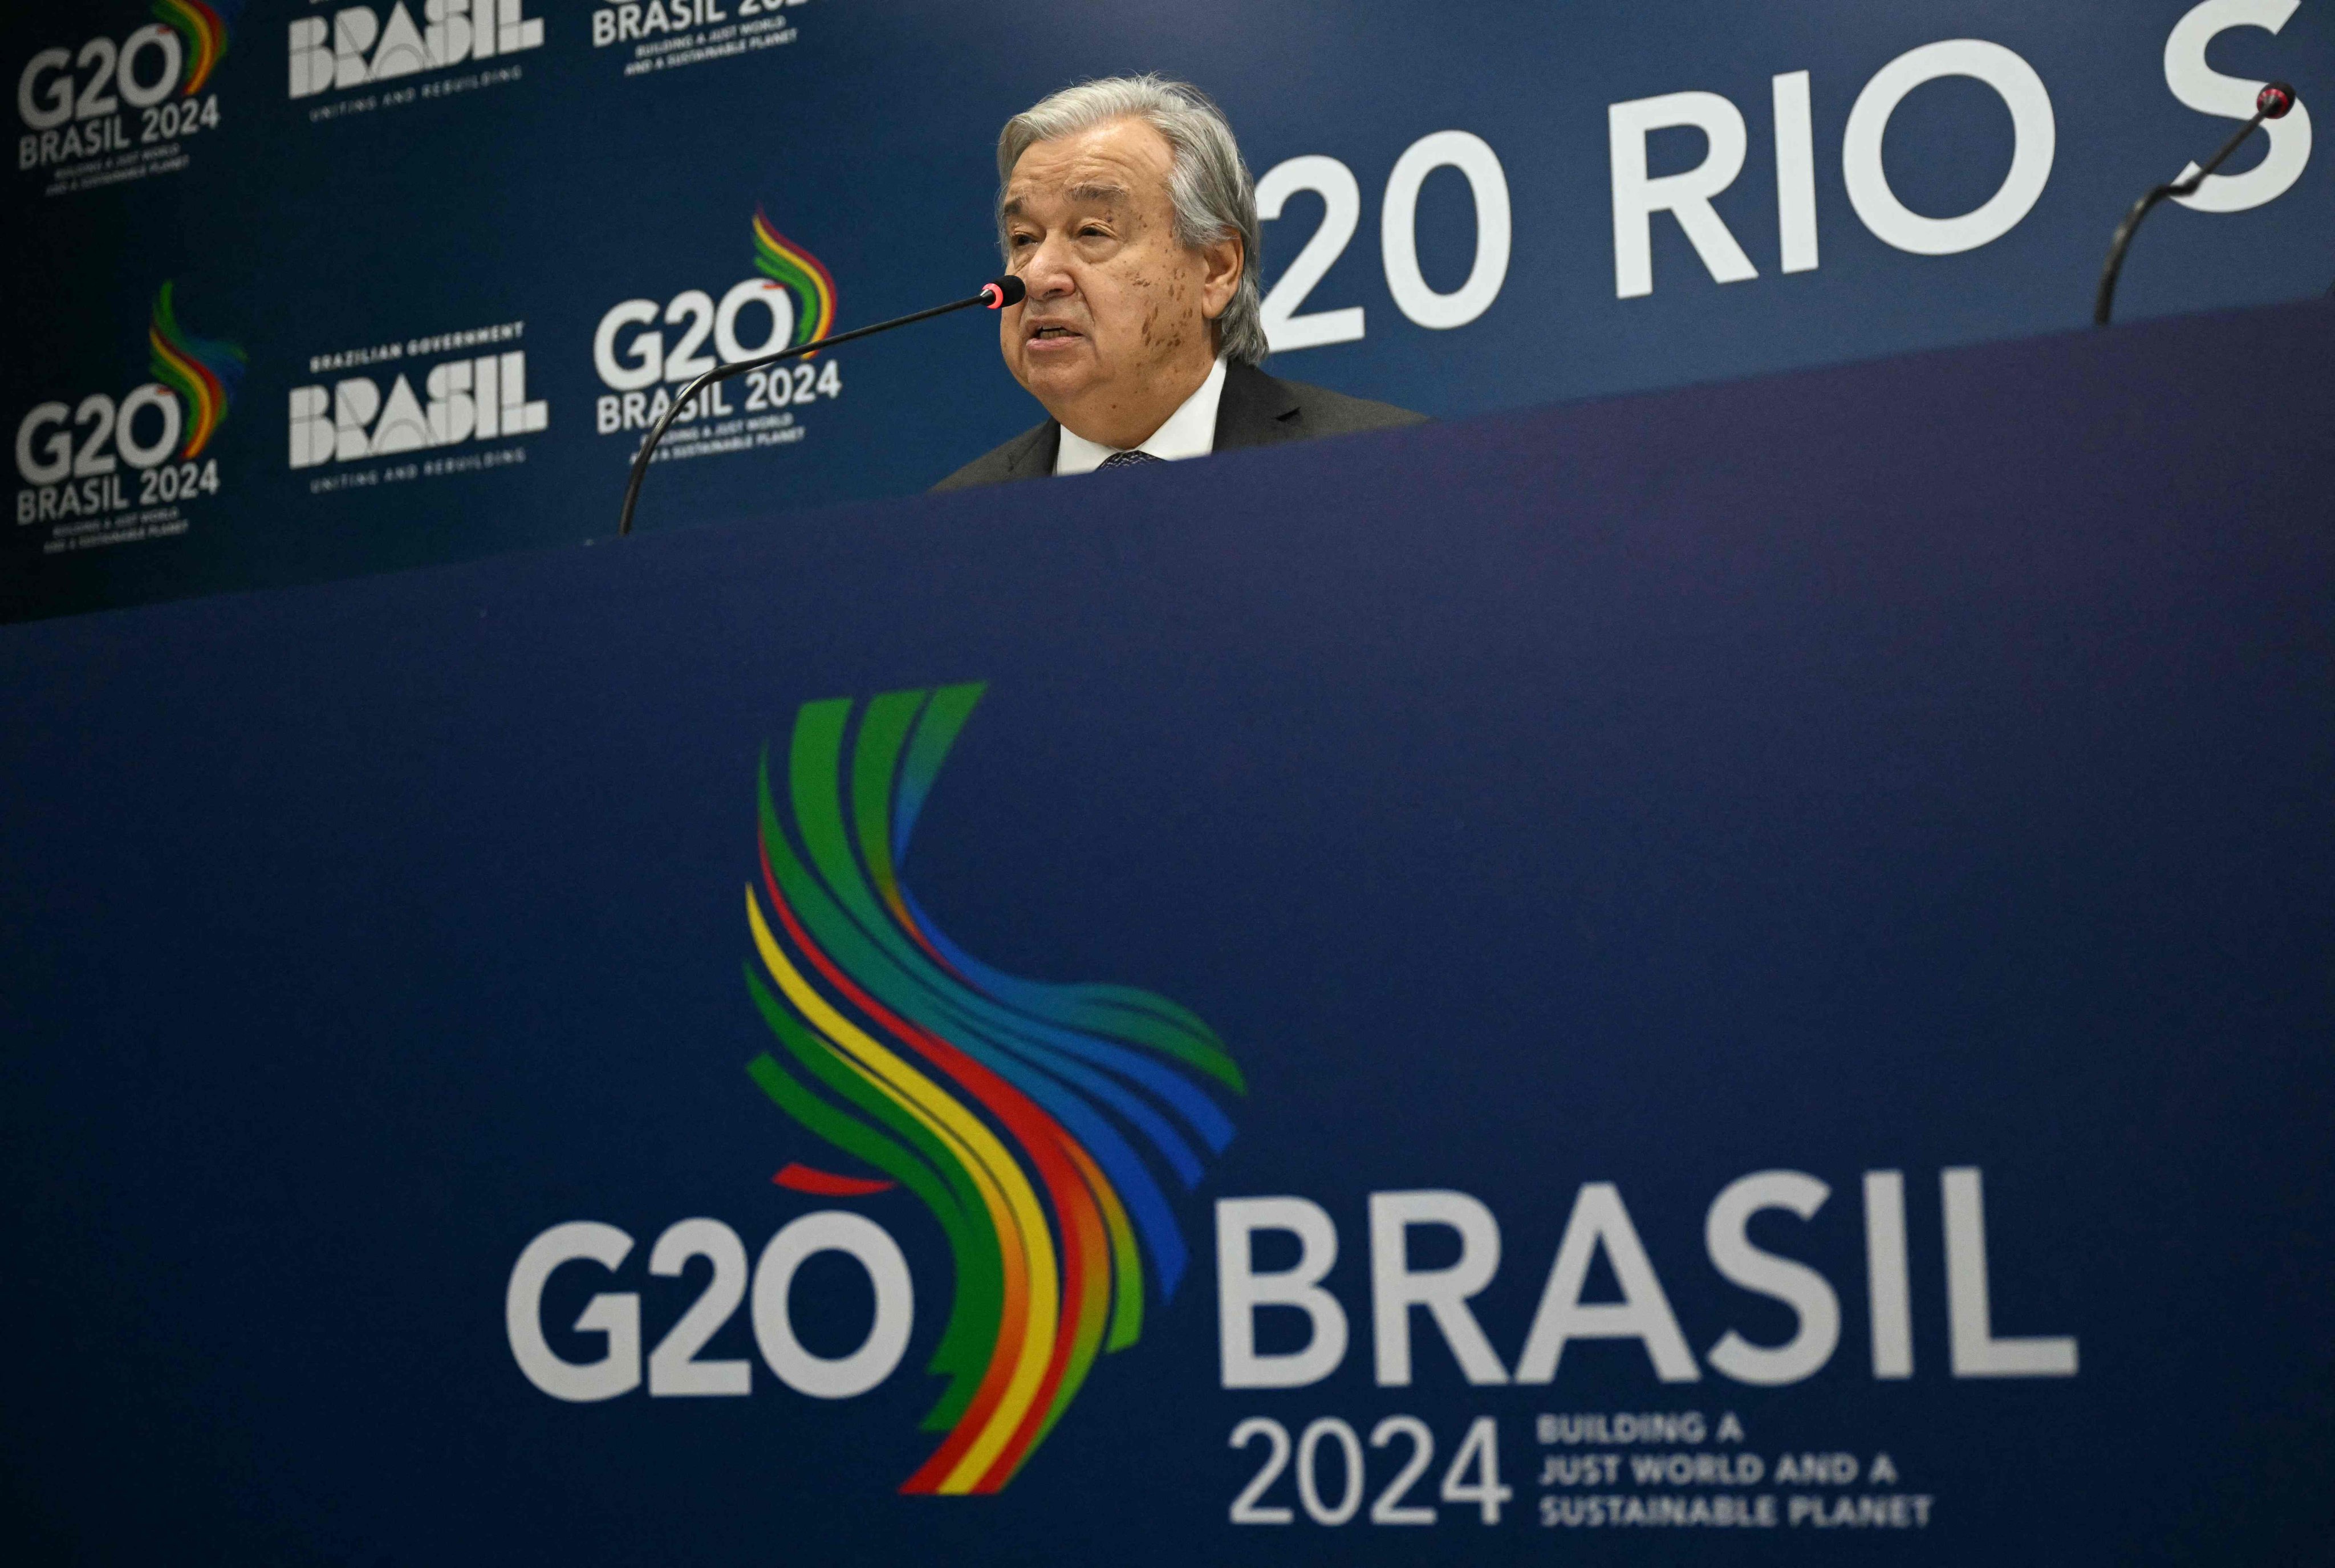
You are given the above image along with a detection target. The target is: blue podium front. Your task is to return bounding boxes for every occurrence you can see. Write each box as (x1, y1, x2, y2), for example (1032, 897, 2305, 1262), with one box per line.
(2, 304, 2330, 1562)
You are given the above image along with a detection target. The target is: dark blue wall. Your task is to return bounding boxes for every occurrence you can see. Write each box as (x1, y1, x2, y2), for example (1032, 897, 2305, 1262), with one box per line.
(2, 302, 2330, 1562)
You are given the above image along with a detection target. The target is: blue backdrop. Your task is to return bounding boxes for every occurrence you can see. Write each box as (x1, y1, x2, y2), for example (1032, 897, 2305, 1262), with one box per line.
(2, 304, 2330, 1559)
(7, 0, 2334, 620)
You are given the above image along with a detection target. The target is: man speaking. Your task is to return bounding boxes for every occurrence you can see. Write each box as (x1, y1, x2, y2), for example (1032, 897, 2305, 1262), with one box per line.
(936, 76, 1422, 489)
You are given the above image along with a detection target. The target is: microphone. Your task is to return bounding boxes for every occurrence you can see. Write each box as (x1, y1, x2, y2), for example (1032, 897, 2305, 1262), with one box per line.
(2094, 82, 2297, 327)
(616, 274, 1027, 536)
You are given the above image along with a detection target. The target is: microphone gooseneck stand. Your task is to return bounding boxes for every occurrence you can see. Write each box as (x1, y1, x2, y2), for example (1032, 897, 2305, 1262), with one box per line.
(616, 274, 1027, 537)
(2095, 82, 2296, 327)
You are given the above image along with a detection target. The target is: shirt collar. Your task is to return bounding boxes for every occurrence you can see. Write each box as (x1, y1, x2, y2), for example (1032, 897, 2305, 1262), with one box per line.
(1054, 356, 1228, 476)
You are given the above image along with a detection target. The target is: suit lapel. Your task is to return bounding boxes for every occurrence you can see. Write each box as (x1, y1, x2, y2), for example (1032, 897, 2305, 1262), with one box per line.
(1212, 361, 1305, 450)
(1008, 421, 1062, 478)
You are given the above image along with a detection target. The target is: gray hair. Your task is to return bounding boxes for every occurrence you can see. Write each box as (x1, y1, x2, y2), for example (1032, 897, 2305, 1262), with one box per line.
(996, 75, 1268, 367)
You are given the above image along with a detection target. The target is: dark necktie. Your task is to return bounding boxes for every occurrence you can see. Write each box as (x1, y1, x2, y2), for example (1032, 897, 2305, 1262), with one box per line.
(1097, 449, 1162, 470)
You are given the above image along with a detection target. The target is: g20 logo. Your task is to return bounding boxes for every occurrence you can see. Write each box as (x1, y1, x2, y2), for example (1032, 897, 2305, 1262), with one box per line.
(511, 688, 1247, 1496)
(17, 5, 229, 169)
(13, 385, 217, 523)
(17, 385, 186, 480)
(591, 214, 844, 435)
(591, 279, 803, 393)
(14, 283, 241, 524)
(590, 281, 842, 433)
(505, 1214, 913, 1403)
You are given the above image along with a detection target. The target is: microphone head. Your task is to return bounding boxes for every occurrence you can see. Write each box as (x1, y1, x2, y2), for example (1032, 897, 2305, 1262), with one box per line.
(2259, 82, 2296, 119)
(980, 275, 1028, 309)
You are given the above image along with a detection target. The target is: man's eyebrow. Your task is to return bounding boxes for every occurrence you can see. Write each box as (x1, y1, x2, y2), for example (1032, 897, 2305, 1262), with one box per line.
(1000, 183, 1130, 224)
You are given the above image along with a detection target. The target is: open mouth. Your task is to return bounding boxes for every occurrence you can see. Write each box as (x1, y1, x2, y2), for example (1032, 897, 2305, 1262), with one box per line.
(1026, 323, 1082, 343)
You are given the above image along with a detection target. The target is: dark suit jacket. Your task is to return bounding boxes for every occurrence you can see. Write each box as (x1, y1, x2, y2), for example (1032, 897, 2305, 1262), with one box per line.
(931, 360, 1424, 490)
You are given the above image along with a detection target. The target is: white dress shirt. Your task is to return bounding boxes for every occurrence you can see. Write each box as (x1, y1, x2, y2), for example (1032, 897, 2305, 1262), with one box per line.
(1053, 356, 1228, 476)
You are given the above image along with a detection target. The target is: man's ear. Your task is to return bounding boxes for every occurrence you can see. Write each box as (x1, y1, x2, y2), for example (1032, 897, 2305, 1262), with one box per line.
(1199, 233, 1244, 320)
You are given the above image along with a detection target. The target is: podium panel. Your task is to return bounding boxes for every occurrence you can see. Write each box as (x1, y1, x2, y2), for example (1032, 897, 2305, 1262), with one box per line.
(2, 306, 2330, 1561)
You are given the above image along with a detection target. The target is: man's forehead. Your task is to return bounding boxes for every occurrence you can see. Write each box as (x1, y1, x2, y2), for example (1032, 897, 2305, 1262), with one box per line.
(1004, 119, 1172, 207)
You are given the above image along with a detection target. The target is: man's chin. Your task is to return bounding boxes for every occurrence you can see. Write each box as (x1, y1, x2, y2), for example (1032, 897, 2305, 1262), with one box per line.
(1015, 358, 1097, 410)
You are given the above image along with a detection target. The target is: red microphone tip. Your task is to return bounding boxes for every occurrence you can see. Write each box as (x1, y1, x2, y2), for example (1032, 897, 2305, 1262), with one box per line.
(980, 275, 1027, 310)
(2259, 82, 2296, 119)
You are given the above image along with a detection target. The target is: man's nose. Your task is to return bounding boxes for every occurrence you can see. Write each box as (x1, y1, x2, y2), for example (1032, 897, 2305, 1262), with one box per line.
(1018, 233, 1079, 299)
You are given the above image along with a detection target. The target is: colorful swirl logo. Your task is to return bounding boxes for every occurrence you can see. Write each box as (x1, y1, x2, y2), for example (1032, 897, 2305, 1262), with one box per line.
(148, 282, 245, 460)
(743, 685, 1244, 1493)
(152, 0, 236, 96)
(751, 208, 837, 351)
(148, 282, 243, 460)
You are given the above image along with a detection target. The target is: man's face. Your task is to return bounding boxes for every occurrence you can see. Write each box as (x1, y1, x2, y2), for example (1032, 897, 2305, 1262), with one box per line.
(998, 117, 1239, 443)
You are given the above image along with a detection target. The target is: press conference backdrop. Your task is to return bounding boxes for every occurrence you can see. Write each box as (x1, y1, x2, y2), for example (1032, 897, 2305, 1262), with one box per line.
(7, 0, 2333, 621)
(5, 303, 2333, 1562)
